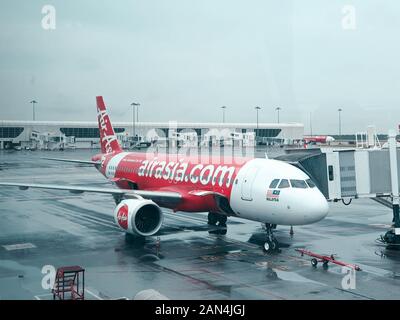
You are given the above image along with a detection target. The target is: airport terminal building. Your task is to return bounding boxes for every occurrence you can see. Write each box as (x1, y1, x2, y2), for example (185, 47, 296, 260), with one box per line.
(0, 120, 304, 150)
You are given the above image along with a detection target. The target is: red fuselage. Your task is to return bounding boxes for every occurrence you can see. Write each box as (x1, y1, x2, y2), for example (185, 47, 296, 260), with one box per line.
(304, 136, 330, 143)
(92, 151, 250, 213)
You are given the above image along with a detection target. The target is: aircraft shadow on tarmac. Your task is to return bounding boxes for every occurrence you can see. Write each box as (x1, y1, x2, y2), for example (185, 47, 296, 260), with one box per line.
(375, 247, 400, 261)
(116, 224, 232, 262)
(112, 234, 165, 262)
(121, 226, 293, 258)
(155, 224, 228, 236)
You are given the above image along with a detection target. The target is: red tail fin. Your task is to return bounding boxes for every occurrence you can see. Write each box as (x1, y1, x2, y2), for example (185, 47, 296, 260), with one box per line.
(96, 96, 122, 154)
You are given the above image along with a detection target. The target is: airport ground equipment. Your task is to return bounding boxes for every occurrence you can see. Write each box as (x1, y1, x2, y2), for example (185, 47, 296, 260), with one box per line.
(296, 249, 361, 271)
(52, 266, 85, 300)
(276, 129, 400, 247)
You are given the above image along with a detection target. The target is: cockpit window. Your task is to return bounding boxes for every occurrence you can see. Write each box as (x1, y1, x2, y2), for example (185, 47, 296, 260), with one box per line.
(278, 179, 290, 189)
(290, 179, 308, 188)
(306, 179, 316, 188)
(269, 179, 280, 189)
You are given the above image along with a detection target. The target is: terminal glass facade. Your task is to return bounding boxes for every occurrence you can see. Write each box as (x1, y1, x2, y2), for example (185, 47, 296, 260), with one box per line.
(255, 129, 281, 138)
(60, 127, 125, 138)
(0, 127, 24, 138)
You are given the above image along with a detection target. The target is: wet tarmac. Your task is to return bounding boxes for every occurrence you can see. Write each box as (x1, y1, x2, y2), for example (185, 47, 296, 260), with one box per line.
(1, 149, 400, 300)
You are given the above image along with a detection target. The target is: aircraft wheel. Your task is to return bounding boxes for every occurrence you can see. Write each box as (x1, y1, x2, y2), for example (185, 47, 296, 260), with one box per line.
(311, 258, 318, 267)
(323, 261, 329, 270)
(208, 212, 218, 225)
(218, 214, 227, 226)
(271, 239, 279, 250)
(263, 240, 276, 253)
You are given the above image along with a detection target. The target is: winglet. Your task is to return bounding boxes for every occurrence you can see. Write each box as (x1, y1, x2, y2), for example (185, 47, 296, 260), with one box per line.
(96, 96, 122, 154)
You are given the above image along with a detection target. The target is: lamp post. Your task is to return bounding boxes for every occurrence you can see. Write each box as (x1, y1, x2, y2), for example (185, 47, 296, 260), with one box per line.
(131, 102, 140, 144)
(255, 106, 261, 143)
(30, 100, 37, 121)
(338, 108, 343, 136)
(275, 107, 281, 123)
(221, 106, 227, 123)
(255, 106, 261, 129)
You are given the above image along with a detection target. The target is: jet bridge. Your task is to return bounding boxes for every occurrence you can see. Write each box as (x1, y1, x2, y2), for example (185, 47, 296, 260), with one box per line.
(275, 130, 400, 246)
(277, 148, 399, 201)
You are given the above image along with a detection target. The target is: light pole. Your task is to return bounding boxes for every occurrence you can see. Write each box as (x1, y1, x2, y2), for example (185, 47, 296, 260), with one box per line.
(338, 108, 343, 136)
(131, 102, 140, 144)
(255, 106, 261, 129)
(255, 106, 261, 143)
(30, 100, 37, 121)
(275, 107, 281, 123)
(310, 112, 313, 136)
(221, 106, 227, 123)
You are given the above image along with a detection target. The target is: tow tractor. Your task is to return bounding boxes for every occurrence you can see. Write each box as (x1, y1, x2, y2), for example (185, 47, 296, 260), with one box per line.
(296, 249, 362, 271)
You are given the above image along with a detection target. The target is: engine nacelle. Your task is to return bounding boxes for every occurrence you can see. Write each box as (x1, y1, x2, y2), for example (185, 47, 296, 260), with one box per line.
(114, 199, 163, 236)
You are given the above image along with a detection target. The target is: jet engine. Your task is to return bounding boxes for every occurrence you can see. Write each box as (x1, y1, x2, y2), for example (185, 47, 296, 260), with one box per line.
(114, 199, 163, 236)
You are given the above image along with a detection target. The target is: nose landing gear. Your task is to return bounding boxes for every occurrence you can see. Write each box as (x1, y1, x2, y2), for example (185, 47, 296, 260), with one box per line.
(263, 223, 279, 253)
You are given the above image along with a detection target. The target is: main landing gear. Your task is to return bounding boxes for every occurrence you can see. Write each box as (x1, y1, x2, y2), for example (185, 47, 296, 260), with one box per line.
(263, 223, 279, 253)
(208, 212, 228, 235)
(208, 212, 227, 227)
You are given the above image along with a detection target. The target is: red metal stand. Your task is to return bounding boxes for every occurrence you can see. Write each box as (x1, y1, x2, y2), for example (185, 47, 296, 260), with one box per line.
(52, 266, 85, 300)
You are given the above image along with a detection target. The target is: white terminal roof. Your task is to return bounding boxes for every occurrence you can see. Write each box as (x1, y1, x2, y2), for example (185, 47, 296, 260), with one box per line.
(0, 120, 303, 129)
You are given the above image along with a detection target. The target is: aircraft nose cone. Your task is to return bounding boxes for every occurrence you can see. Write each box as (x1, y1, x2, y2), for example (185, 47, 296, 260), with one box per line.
(306, 191, 329, 223)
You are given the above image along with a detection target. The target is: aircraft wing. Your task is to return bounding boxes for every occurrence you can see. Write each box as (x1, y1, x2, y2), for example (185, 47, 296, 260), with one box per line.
(41, 157, 100, 165)
(0, 182, 182, 205)
(188, 190, 225, 197)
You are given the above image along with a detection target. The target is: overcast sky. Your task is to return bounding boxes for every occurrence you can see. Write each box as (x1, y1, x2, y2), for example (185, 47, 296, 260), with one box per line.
(0, 0, 399, 134)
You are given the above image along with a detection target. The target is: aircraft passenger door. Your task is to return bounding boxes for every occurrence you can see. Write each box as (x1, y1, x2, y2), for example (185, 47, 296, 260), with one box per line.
(241, 166, 259, 201)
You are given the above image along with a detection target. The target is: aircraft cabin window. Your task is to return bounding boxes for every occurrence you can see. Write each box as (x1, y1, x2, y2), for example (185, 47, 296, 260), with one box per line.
(278, 179, 290, 189)
(269, 179, 280, 189)
(306, 179, 316, 188)
(290, 179, 308, 188)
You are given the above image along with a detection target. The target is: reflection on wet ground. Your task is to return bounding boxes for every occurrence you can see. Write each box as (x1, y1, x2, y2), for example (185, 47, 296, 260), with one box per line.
(0, 149, 400, 299)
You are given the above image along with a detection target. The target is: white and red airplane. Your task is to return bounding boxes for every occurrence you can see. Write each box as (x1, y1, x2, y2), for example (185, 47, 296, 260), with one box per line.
(304, 135, 335, 144)
(0, 97, 329, 252)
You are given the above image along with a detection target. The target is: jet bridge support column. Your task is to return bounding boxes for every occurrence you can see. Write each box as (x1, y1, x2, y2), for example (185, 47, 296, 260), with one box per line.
(383, 129, 400, 245)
